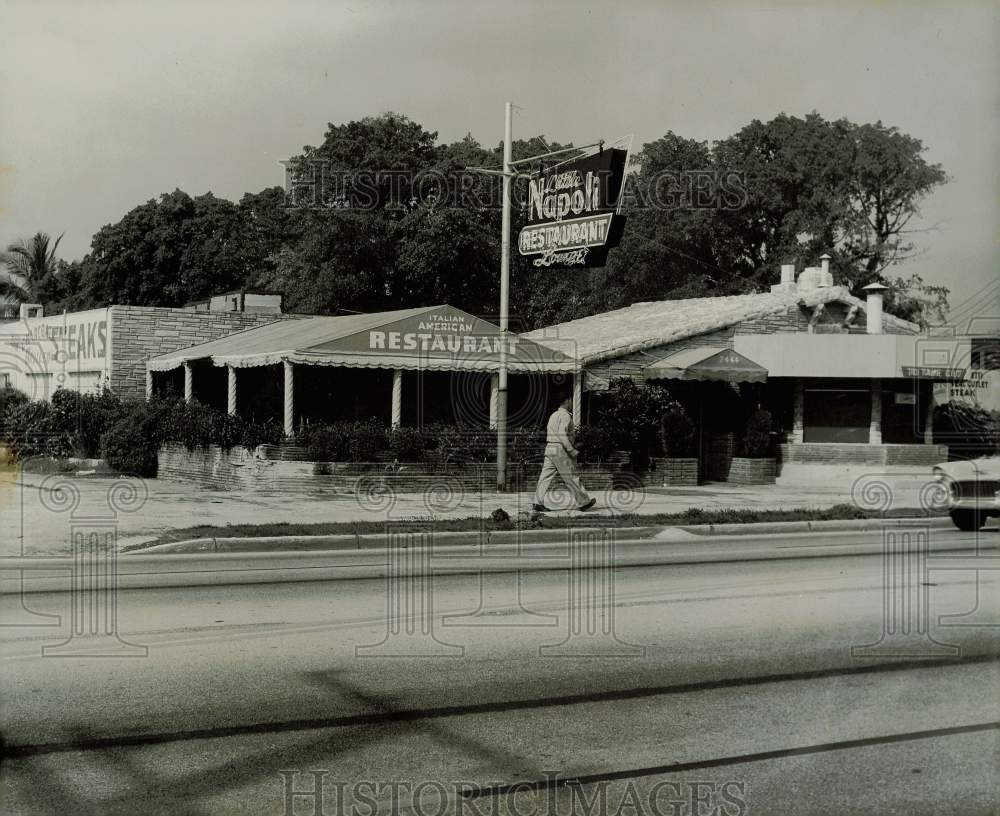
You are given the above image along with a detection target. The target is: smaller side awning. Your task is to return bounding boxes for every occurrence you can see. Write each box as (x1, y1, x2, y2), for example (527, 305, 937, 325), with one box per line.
(642, 347, 768, 383)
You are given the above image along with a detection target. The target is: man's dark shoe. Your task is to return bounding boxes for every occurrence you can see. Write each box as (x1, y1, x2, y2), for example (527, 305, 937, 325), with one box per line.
(532, 503, 550, 512)
(578, 498, 597, 512)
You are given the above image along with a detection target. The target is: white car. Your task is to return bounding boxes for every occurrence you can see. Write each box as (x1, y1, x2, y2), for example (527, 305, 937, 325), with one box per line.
(933, 455, 1000, 531)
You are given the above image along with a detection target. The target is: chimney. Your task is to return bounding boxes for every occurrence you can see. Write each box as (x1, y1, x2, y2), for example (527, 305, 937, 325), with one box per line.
(19, 303, 43, 319)
(770, 263, 798, 294)
(819, 253, 832, 287)
(798, 267, 821, 292)
(862, 283, 888, 334)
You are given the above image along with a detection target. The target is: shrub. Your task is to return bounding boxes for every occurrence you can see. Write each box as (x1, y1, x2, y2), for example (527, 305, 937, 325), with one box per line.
(659, 401, 696, 458)
(299, 420, 389, 462)
(574, 425, 616, 463)
(739, 407, 774, 458)
(348, 420, 388, 462)
(49, 388, 126, 458)
(593, 378, 674, 469)
(100, 399, 175, 476)
(933, 402, 1000, 459)
(300, 422, 351, 462)
(388, 426, 429, 462)
(507, 427, 544, 469)
(2, 399, 73, 459)
(240, 418, 284, 450)
(0, 386, 29, 424)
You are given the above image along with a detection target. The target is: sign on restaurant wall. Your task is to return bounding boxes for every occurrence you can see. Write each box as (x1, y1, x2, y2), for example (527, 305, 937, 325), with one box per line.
(933, 369, 1000, 412)
(518, 147, 628, 269)
(315, 305, 573, 367)
(0, 307, 111, 399)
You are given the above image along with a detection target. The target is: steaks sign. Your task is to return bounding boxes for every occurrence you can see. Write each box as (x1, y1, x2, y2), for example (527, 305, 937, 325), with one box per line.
(518, 147, 628, 269)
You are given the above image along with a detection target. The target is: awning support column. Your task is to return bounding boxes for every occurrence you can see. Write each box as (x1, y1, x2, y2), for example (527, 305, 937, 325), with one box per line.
(391, 369, 402, 429)
(791, 379, 804, 443)
(489, 374, 499, 429)
(572, 371, 583, 427)
(145, 369, 153, 401)
(924, 387, 934, 444)
(869, 381, 882, 444)
(283, 361, 295, 438)
(183, 362, 193, 403)
(227, 365, 237, 416)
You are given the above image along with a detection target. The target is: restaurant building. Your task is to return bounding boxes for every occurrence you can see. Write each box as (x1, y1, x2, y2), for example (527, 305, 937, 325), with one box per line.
(3, 261, 978, 483)
(0, 294, 295, 402)
(144, 304, 576, 434)
(524, 256, 970, 480)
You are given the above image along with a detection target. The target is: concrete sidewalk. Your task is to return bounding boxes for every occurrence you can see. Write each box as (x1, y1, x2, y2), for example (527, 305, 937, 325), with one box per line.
(0, 464, 944, 556)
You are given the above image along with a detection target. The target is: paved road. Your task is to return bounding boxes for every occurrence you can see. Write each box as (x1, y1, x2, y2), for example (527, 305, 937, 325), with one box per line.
(2, 538, 998, 815)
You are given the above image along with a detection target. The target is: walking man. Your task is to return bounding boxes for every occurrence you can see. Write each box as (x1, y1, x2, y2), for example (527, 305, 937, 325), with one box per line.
(533, 391, 597, 512)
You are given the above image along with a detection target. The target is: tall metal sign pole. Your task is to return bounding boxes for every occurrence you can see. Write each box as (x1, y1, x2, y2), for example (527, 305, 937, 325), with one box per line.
(497, 101, 513, 491)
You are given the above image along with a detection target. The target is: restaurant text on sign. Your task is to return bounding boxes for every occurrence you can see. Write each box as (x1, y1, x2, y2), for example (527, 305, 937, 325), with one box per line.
(369, 331, 520, 355)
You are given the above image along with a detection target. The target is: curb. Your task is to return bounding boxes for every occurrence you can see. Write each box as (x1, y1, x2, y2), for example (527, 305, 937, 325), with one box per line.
(133, 525, 667, 554)
(675, 517, 954, 537)
(4, 530, 989, 594)
(133, 516, 953, 554)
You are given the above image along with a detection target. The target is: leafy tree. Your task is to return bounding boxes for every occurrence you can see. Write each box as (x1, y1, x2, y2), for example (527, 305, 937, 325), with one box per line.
(79, 191, 253, 306)
(61, 110, 949, 330)
(1, 231, 64, 305)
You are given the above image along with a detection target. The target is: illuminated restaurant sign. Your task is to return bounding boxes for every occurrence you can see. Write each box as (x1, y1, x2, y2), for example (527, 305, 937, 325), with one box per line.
(518, 147, 628, 269)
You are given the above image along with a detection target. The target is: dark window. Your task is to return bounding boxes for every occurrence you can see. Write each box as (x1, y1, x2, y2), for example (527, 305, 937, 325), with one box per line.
(803, 383, 871, 443)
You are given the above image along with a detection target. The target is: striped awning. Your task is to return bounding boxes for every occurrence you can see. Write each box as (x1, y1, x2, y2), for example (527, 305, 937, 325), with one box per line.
(642, 347, 768, 383)
(147, 304, 577, 374)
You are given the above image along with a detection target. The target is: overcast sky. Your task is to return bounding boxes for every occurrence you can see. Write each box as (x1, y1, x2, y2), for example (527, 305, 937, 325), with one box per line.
(1, 0, 997, 324)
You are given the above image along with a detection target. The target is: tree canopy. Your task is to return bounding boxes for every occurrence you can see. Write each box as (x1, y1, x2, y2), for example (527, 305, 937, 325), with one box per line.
(19, 110, 949, 328)
(0, 231, 65, 305)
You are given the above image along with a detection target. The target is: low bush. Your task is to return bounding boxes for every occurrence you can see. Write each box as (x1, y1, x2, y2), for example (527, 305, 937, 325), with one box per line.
(933, 401, 1000, 460)
(574, 425, 616, 463)
(0, 386, 30, 423)
(2, 386, 128, 460)
(739, 407, 774, 458)
(239, 418, 285, 450)
(592, 378, 674, 469)
(300, 422, 351, 462)
(100, 399, 176, 476)
(387, 426, 429, 461)
(3, 399, 73, 459)
(351, 419, 389, 462)
(49, 388, 126, 457)
(659, 401, 696, 458)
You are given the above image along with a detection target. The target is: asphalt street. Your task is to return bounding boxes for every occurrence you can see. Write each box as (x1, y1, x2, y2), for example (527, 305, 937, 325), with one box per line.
(2, 530, 998, 815)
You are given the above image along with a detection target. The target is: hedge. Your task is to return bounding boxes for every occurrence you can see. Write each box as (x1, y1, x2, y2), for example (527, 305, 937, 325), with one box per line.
(1, 388, 624, 478)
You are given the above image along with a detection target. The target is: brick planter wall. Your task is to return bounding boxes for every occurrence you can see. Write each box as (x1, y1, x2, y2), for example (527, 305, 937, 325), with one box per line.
(156, 443, 628, 494)
(779, 443, 948, 468)
(727, 457, 777, 485)
(644, 457, 698, 487)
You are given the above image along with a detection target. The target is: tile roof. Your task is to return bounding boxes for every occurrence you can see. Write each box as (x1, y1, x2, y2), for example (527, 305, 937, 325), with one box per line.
(522, 286, 919, 365)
